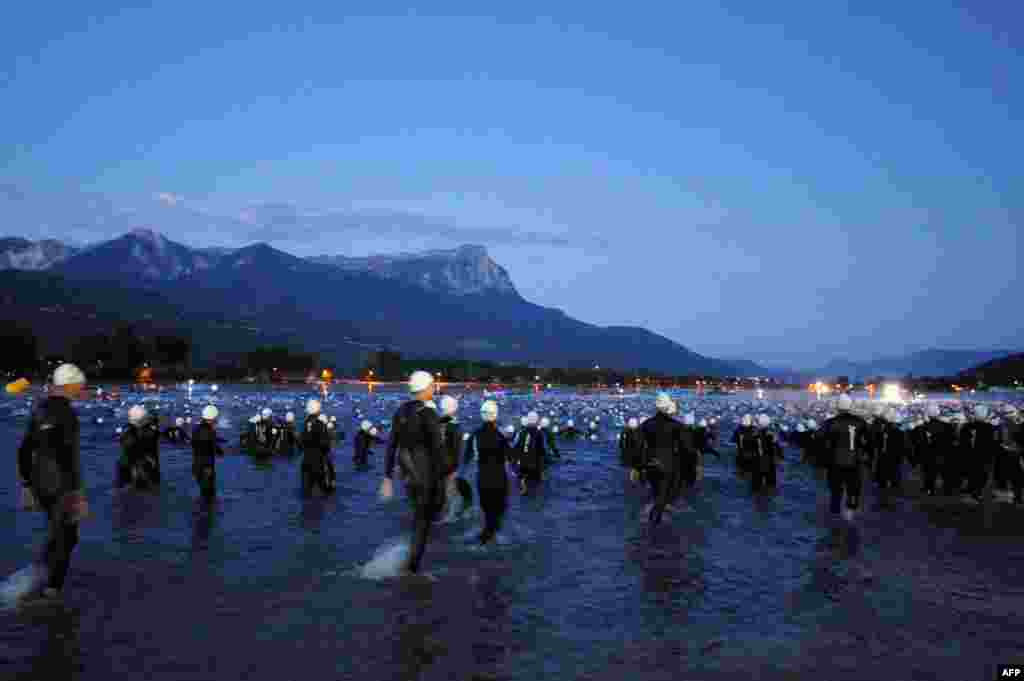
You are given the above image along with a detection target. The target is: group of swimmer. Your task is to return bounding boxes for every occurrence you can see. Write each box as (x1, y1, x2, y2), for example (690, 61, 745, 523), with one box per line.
(12, 363, 1024, 596)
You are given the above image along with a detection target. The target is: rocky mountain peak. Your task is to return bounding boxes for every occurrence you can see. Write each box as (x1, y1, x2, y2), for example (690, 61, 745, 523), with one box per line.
(0, 237, 79, 271)
(309, 244, 518, 296)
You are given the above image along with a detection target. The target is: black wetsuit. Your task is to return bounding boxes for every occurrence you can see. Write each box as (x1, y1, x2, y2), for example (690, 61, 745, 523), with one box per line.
(191, 421, 224, 501)
(639, 412, 683, 524)
(118, 423, 159, 490)
(140, 418, 162, 485)
(751, 429, 783, 493)
(301, 415, 335, 494)
(438, 415, 464, 511)
(439, 416, 463, 480)
(944, 423, 967, 495)
(162, 425, 190, 444)
(353, 430, 374, 467)
(918, 419, 954, 495)
(384, 400, 446, 574)
(822, 412, 870, 513)
(240, 422, 256, 449)
(466, 423, 510, 545)
(695, 426, 720, 460)
(999, 422, 1024, 503)
(516, 427, 547, 491)
(873, 422, 907, 491)
(17, 396, 83, 592)
(620, 428, 644, 472)
(867, 418, 887, 485)
(675, 426, 699, 497)
(732, 426, 756, 474)
(280, 422, 297, 453)
(794, 430, 809, 459)
(809, 428, 829, 469)
(959, 421, 1000, 498)
(544, 429, 560, 462)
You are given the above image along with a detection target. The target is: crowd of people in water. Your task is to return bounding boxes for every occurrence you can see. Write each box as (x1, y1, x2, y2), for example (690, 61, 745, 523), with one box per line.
(9, 363, 1024, 601)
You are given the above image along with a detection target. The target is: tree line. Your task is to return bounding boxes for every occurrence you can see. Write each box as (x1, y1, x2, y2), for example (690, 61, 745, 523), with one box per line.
(2, 324, 1011, 388)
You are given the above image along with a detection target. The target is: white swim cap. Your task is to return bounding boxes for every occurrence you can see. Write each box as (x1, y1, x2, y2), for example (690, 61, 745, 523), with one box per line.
(175, 417, 184, 427)
(742, 415, 753, 427)
(837, 395, 853, 412)
(628, 417, 639, 429)
(758, 414, 771, 428)
(408, 370, 434, 394)
(520, 416, 529, 427)
(306, 399, 321, 415)
(699, 419, 707, 428)
(369, 427, 378, 436)
(655, 393, 673, 414)
(527, 411, 539, 426)
(440, 396, 458, 417)
(202, 405, 219, 421)
(424, 400, 437, 411)
(684, 413, 696, 426)
(128, 405, 147, 424)
(361, 419, 372, 432)
(285, 412, 295, 423)
(567, 419, 575, 427)
(974, 405, 989, 420)
(540, 416, 551, 428)
(481, 400, 498, 422)
(796, 424, 806, 433)
(504, 424, 515, 435)
(262, 408, 272, 418)
(53, 363, 86, 387)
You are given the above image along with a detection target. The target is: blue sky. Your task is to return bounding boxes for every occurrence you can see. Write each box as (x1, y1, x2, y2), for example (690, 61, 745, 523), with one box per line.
(1, 2, 1021, 367)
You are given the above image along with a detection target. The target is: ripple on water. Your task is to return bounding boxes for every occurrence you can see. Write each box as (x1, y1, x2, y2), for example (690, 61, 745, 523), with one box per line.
(2, 387, 1023, 680)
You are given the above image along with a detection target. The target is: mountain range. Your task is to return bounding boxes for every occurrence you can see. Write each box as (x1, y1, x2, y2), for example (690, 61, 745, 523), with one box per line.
(811, 349, 1021, 381)
(1, 231, 749, 375)
(3, 231, 1017, 378)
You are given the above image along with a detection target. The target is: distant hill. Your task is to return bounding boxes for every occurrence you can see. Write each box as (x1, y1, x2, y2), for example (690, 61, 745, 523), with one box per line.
(4, 230, 768, 376)
(959, 353, 1024, 386)
(815, 349, 1022, 380)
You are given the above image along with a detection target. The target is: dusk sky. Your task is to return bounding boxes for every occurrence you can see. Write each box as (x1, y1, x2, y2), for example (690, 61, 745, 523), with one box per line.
(2, 2, 1021, 368)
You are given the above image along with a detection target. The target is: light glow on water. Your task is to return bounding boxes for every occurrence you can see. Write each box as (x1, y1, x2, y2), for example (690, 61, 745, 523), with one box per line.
(882, 383, 904, 403)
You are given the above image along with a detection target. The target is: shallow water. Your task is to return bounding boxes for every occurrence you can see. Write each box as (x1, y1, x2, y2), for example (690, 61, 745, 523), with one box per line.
(2, 387, 1022, 680)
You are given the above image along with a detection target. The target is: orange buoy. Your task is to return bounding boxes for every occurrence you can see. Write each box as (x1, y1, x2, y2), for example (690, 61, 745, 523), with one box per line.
(5, 378, 30, 394)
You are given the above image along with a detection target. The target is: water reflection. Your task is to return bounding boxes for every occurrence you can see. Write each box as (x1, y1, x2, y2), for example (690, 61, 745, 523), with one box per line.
(14, 605, 83, 681)
(190, 505, 217, 554)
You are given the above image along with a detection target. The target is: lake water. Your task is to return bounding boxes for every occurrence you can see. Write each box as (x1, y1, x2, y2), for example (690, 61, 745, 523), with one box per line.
(2, 386, 1022, 680)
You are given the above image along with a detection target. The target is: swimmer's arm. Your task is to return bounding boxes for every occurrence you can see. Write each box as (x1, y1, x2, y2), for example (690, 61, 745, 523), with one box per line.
(17, 411, 37, 485)
(384, 413, 400, 479)
(68, 411, 83, 491)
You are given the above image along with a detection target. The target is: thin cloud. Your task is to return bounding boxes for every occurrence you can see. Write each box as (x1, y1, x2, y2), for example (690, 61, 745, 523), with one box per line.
(235, 203, 603, 250)
(4, 186, 609, 254)
(154, 192, 184, 206)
